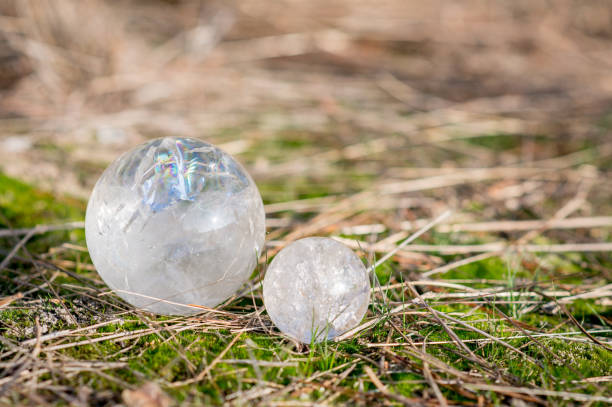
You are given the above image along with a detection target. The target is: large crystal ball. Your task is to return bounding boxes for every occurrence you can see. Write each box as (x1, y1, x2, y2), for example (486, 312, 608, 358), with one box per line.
(263, 237, 370, 343)
(85, 137, 265, 315)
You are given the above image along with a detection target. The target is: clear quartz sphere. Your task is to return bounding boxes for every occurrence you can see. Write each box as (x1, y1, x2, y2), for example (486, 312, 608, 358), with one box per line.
(85, 137, 265, 315)
(263, 237, 370, 343)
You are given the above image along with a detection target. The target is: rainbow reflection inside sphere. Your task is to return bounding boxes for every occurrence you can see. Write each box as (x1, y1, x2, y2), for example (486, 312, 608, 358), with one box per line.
(85, 137, 265, 315)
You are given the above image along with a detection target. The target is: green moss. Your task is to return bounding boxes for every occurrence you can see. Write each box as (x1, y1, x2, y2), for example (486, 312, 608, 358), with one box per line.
(444, 256, 515, 281)
(463, 134, 550, 151)
(464, 133, 524, 150)
(241, 129, 320, 164)
(0, 173, 86, 259)
(0, 173, 84, 228)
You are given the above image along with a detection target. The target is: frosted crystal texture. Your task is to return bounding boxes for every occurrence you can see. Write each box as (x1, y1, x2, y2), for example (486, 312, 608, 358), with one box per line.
(85, 137, 265, 315)
(263, 237, 370, 343)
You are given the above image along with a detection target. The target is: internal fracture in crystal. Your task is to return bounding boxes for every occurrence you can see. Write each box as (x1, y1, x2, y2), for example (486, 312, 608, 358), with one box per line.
(263, 237, 370, 343)
(85, 137, 265, 315)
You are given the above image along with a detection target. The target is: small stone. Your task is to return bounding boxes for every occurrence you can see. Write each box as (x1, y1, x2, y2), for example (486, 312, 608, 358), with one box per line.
(263, 237, 370, 343)
(85, 137, 265, 315)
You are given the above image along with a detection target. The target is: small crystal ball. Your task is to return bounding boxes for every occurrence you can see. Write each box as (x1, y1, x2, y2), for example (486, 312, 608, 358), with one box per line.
(85, 137, 265, 315)
(263, 237, 370, 343)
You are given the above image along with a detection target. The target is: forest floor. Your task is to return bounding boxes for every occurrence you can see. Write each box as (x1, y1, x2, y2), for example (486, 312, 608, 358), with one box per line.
(0, 0, 611, 405)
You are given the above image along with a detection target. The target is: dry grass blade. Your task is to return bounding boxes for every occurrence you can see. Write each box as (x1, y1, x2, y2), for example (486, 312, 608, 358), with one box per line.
(463, 384, 612, 403)
(421, 339, 448, 407)
(539, 292, 612, 352)
(405, 284, 484, 365)
(0, 229, 36, 270)
(170, 331, 245, 387)
(366, 329, 612, 347)
(364, 366, 423, 407)
(422, 252, 499, 277)
(382, 242, 612, 254)
(434, 310, 543, 367)
(1, 0, 612, 405)
(0, 222, 84, 238)
(372, 210, 452, 269)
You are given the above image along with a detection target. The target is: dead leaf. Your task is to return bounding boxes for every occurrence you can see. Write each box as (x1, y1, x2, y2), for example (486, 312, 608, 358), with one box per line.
(0, 292, 23, 309)
(122, 382, 171, 407)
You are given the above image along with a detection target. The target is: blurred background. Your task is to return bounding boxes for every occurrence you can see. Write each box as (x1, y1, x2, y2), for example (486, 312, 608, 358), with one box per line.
(1, 0, 611, 206)
(1, 2, 612, 405)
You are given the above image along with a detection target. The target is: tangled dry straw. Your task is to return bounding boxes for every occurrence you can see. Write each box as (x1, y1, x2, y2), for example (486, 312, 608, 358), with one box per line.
(0, 0, 611, 405)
